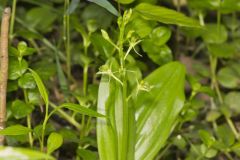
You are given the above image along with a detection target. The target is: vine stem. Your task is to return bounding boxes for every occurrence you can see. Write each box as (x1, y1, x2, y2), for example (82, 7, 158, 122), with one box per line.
(0, 7, 11, 146)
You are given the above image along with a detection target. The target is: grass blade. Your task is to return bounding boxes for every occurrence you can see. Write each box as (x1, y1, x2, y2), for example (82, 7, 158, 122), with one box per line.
(28, 68, 49, 105)
(59, 103, 105, 117)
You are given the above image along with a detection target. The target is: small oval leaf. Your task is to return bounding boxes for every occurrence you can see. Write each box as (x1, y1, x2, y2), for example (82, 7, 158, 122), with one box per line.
(47, 132, 63, 154)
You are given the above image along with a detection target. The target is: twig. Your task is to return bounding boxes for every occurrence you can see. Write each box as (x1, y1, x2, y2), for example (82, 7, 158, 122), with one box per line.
(0, 7, 11, 145)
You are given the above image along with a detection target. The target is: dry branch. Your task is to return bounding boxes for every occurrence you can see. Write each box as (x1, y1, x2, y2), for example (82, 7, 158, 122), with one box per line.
(0, 7, 11, 145)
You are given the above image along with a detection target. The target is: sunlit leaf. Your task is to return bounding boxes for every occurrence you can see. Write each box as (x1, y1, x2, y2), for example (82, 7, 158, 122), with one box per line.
(97, 76, 117, 160)
(0, 125, 31, 136)
(150, 26, 171, 46)
(135, 62, 185, 160)
(142, 41, 172, 65)
(0, 146, 55, 160)
(135, 3, 201, 28)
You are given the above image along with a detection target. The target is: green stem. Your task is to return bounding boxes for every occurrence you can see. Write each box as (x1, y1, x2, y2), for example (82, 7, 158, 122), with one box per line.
(10, 0, 17, 41)
(23, 89, 33, 147)
(40, 102, 49, 152)
(118, 20, 129, 160)
(27, 115, 33, 147)
(83, 64, 88, 96)
(224, 152, 234, 160)
(117, 0, 121, 15)
(64, 0, 71, 80)
(209, 56, 239, 140)
(121, 78, 128, 160)
(231, 12, 236, 39)
(226, 117, 239, 140)
(80, 115, 85, 138)
(198, 11, 205, 26)
(49, 102, 81, 130)
(217, 0, 221, 34)
(81, 45, 89, 138)
(210, 56, 223, 103)
(119, 30, 124, 70)
(85, 117, 92, 135)
(29, 39, 42, 55)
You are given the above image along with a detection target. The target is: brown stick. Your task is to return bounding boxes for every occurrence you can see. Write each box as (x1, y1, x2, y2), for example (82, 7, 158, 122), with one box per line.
(0, 7, 11, 145)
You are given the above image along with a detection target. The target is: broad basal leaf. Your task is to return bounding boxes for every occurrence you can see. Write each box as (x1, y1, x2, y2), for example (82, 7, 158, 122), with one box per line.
(97, 58, 135, 160)
(135, 3, 201, 28)
(97, 76, 117, 160)
(135, 62, 185, 160)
